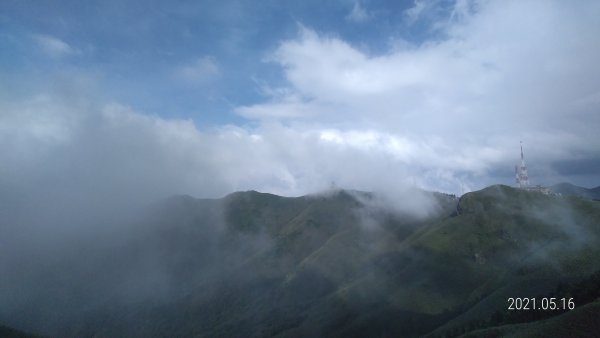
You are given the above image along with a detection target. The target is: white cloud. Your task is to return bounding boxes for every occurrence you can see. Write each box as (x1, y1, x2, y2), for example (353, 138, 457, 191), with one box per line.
(346, 1, 371, 23)
(237, 1, 600, 188)
(33, 34, 79, 58)
(3, 0, 600, 214)
(235, 91, 330, 120)
(0, 91, 480, 211)
(404, 0, 431, 24)
(175, 56, 220, 83)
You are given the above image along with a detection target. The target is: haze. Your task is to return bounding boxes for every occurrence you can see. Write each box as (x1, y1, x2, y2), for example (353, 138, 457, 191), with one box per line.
(2, 2, 600, 336)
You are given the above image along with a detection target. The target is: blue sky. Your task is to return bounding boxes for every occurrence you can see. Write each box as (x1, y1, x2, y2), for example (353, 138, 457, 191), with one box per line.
(1, 0, 600, 199)
(1, 0, 435, 125)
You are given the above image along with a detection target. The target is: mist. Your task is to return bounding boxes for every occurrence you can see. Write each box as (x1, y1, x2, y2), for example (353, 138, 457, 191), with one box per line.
(2, 0, 600, 336)
(1, 93, 445, 335)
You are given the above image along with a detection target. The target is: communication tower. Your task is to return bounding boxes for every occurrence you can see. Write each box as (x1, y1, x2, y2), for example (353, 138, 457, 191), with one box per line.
(515, 141, 529, 188)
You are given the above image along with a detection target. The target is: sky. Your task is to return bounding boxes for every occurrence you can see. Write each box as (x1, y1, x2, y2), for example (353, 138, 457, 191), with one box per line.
(1, 0, 600, 201)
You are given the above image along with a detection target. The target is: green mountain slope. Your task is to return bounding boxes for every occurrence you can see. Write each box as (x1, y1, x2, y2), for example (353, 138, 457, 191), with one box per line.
(2, 186, 599, 337)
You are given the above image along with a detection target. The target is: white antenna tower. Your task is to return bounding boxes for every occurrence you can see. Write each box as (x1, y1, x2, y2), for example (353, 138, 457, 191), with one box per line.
(515, 141, 529, 188)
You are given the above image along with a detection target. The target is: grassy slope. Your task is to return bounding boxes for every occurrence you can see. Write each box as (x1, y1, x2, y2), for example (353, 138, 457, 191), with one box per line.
(226, 185, 600, 337)
(7, 185, 600, 337)
(423, 186, 600, 337)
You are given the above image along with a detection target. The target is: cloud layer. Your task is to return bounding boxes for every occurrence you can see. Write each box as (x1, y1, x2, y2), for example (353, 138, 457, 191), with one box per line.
(237, 0, 600, 188)
(1, 1, 600, 217)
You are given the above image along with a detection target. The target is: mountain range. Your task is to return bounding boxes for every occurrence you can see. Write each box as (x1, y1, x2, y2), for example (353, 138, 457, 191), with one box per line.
(549, 182, 600, 200)
(1, 184, 599, 337)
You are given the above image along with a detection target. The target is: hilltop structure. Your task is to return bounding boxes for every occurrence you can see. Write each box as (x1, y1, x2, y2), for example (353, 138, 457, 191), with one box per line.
(514, 142, 557, 196)
(515, 141, 529, 188)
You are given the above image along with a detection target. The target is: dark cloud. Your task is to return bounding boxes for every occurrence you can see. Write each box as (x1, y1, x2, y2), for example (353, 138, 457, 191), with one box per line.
(551, 158, 600, 177)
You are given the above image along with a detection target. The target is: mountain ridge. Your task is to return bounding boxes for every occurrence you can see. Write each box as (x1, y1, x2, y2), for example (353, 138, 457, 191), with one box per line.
(2, 184, 599, 337)
(549, 182, 600, 200)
